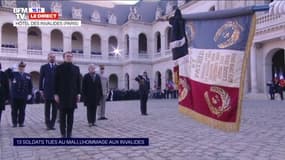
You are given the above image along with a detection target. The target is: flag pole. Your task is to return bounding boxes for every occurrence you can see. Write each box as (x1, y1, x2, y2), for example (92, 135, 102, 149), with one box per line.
(157, 5, 271, 22)
(252, 5, 269, 12)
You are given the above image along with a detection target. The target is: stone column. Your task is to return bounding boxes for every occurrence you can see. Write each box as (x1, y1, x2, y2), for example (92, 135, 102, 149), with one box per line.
(83, 38, 91, 57)
(161, 34, 166, 56)
(42, 31, 50, 55)
(123, 36, 128, 57)
(250, 44, 258, 93)
(101, 37, 108, 59)
(129, 36, 138, 59)
(17, 28, 28, 55)
(148, 37, 154, 58)
(63, 34, 71, 52)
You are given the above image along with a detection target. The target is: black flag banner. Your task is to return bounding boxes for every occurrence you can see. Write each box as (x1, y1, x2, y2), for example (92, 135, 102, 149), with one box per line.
(169, 9, 188, 60)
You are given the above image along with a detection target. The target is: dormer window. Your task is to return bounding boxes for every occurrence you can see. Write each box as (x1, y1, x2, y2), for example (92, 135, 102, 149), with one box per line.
(72, 7, 82, 20)
(91, 10, 101, 23)
(128, 6, 141, 21)
(166, 1, 175, 14)
(51, 1, 62, 17)
(1, 0, 16, 8)
(108, 13, 117, 24)
(155, 7, 162, 20)
(28, 0, 40, 8)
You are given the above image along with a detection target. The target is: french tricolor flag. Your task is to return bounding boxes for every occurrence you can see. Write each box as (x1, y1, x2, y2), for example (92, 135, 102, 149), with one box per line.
(170, 7, 256, 132)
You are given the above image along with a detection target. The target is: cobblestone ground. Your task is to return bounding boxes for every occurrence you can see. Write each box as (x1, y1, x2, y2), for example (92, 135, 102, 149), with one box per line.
(0, 99, 285, 160)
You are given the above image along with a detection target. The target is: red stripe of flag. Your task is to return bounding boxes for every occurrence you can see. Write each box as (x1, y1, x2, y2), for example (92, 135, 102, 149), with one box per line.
(178, 76, 239, 122)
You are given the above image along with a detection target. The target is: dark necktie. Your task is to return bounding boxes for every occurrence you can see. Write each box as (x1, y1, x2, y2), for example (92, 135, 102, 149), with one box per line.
(20, 73, 24, 80)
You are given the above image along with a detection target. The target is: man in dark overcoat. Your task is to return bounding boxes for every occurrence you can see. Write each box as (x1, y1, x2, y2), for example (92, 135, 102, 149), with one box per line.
(0, 63, 9, 124)
(82, 64, 102, 127)
(54, 52, 81, 138)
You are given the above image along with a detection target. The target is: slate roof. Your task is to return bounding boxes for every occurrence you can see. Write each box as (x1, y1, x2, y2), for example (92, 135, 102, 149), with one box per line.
(1, 0, 191, 25)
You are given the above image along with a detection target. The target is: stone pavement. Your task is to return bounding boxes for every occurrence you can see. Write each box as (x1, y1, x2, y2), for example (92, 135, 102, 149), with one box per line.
(0, 99, 285, 160)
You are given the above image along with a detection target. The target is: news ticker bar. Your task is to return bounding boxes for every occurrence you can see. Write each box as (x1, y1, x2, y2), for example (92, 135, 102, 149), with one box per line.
(13, 138, 149, 146)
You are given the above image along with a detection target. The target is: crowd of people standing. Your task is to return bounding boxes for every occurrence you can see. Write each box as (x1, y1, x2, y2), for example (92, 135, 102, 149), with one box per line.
(0, 51, 150, 138)
(267, 77, 285, 100)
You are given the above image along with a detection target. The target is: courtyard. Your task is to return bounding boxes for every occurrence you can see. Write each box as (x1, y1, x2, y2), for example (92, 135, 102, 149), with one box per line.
(0, 99, 285, 160)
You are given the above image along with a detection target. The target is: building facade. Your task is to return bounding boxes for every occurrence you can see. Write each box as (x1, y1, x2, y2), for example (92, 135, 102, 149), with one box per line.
(0, 0, 283, 99)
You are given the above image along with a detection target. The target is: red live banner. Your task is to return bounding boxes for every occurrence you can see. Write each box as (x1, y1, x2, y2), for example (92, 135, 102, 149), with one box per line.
(29, 12, 59, 20)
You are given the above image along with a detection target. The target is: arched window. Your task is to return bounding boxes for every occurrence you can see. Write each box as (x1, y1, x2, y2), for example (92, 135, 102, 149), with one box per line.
(109, 74, 118, 89)
(50, 29, 63, 52)
(1, 23, 18, 49)
(91, 34, 101, 55)
(30, 71, 40, 89)
(155, 71, 162, 90)
(272, 49, 285, 79)
(165, 27, 171, 49)
(28, 27, 42, 50)
(71, 32, 83, 54)
(138, 33, 147, 53)
(166, 69, 173, 82)
(108, 36, 118, 56)
(155, 32, 161, 53)
(125, 34, 129, 56)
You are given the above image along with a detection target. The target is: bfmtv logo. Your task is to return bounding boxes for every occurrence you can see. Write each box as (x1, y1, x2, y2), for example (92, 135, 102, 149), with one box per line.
(13, 7, 45, 20)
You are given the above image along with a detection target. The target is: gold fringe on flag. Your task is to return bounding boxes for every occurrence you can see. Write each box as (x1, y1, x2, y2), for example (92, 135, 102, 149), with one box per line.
(236, 13, 257, 132)
(179, 105, 239, 132)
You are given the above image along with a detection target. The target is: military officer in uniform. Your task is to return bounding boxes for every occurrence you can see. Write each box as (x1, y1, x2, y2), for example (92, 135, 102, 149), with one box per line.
(135, 71, 150, 115)
(6, 61, 33, 127)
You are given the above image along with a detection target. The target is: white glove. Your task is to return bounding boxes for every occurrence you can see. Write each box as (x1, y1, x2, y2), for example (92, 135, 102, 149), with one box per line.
(77, 94, 81, 103)
(54, 95, 60, 104)
(27, 94, 32, 100)
(11, 64, 17, 71)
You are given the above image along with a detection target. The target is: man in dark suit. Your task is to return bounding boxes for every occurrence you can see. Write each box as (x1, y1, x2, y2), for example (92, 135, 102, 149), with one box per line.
(54, 52, 81, 138)
(136, 71, 150, 115)
(39, 53, 57, 130)
(82, 64, 102, 127)
(6, 61, 33, 127)
(0, 63, 10, 124)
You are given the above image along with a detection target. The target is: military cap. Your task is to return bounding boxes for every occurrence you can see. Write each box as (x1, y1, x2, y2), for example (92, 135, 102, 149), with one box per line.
(18, 61, 26, 67)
